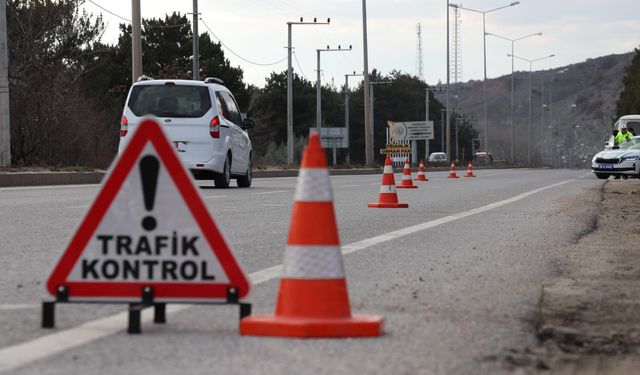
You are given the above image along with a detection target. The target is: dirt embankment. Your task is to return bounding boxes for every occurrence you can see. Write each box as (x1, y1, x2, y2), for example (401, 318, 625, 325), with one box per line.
(507, 180, 640, 374)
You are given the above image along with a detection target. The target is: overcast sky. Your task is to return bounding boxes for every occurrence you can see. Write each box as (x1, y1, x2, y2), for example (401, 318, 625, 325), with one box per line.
(81, 0, 640, 88)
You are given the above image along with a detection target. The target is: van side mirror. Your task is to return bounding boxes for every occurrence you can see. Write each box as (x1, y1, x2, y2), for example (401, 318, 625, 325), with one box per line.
(242, 118, 256, 130)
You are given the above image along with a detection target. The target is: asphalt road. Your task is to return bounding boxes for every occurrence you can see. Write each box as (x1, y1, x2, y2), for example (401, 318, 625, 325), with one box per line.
(0, 168, 599, 374)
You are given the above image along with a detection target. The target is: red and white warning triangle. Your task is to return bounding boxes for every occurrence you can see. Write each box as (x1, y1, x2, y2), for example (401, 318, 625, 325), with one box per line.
(47, 119, 250, 302)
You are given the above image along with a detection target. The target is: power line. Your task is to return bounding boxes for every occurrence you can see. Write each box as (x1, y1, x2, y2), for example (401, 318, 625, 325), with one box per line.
(87, 0, 129, 22)
(87, 0, 190, 28)
(292, 51, 308, 81)
(200, 18, 287, 67)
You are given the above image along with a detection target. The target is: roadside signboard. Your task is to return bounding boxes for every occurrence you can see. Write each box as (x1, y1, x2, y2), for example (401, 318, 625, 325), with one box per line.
(379, 144, 412, 154)
(310, 127, 349, 148)
(388, 121, 434, 141)
(46, 119, 250, 302)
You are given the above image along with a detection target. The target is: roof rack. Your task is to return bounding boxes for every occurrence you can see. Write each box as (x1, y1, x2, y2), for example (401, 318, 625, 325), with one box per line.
(204, 77, 224, 85)
(137, 75, 153, 82)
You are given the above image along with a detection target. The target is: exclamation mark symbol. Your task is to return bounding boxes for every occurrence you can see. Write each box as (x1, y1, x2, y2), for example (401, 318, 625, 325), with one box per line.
(139, 155, 160, 231)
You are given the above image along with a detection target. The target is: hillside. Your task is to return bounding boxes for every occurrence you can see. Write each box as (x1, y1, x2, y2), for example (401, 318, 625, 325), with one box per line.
(434, 52, 634, 166)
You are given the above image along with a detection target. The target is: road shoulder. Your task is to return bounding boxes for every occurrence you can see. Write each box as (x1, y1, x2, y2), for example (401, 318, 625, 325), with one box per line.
(506, 180, 640, 373)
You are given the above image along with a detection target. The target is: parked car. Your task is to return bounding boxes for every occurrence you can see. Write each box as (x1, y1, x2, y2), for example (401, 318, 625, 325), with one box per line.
(591, 135, 640, 179)
(473, 151, 493, 162)
(428, 152, 447, 162)
(118, 76, 255, 188)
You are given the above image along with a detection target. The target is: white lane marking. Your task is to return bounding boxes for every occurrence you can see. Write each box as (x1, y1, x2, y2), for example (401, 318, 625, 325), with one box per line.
(250, 190, 287, 195)
(0, 177, 578, 373)
(0, 184, 101, 191)
(342, 179, 575, 255)
(0, 304, 38, 311)
(203, 195, 227, 199)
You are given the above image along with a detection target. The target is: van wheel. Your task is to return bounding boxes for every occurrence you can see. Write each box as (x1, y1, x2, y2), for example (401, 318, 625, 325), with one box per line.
(214, 155, 231, 188)
(237, 157, 252, 188)
(594, 173, 610, 180)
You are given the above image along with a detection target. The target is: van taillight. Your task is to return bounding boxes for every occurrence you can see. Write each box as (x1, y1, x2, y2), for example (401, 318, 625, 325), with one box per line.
(210, 116, 220, 138)
(120, 116, 128, 137)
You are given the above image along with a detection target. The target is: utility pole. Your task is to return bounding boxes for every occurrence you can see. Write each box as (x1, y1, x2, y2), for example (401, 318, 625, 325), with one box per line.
(362, 0, 373, 165)
(191, 0, 199, 80)
(131, 0, 142, 83)
(286, 18, 329, 165)
(344, 72, 363, 165)
(424, 88, 429, 162)
(0, 0, 10, 166)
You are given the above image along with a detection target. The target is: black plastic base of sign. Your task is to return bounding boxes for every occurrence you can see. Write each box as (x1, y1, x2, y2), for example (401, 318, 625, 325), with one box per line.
(41, 285, 252, 335)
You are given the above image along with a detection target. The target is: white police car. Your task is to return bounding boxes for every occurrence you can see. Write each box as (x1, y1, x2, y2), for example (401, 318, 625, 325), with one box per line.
(118, 77, 254, 188)
(592, 136, 640, 179)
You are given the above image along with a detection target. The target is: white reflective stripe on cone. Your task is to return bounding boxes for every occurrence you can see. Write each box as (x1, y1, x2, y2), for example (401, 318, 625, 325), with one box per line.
(282, 245, 345, 279)
(402, 175, 411, 180)
(380, 185, 396, 193)
(383, 165, 394, 174)
(294, 168, 333, 202)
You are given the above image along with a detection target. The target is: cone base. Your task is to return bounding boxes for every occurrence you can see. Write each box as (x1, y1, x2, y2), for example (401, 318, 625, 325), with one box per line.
(414, 177, 428, 181)
(240, 314, 383, 338)
(447, 175, 459, 179)
(464, 175, 476, 178)
(396, 185, 418, 189)
(368, 202, 409, 208)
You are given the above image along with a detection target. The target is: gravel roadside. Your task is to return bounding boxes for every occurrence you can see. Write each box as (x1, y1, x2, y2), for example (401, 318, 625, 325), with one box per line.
(506, 180, 640, 374)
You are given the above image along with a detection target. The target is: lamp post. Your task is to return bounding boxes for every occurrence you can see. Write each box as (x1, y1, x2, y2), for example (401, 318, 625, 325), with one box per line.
(344, 71, 363, 165)
(316, 45, 352, 134)
(486, 31, 542, 164)
(286, 18, 330, 165)
(446, 0, 450, 163)
(362, 0, 373, 165)
(508, 53, 555, 166)
(448, 1, 519, 164)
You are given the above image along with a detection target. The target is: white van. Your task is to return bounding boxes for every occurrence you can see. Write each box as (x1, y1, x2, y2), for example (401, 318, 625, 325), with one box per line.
(118, 77, 255, 188)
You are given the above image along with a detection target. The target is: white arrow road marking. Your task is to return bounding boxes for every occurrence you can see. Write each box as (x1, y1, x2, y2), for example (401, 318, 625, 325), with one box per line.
(0, 178, 576, 373)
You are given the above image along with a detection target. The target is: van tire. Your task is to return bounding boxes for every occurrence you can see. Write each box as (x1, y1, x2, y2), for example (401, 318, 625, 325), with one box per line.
(237, 157, 252, 188)
(214, 155, 231, 188)
(594, 173, 610, 180)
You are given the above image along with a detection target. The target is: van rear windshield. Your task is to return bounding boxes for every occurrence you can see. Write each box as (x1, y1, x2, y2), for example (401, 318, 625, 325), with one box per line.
(127, 85, 212, 118)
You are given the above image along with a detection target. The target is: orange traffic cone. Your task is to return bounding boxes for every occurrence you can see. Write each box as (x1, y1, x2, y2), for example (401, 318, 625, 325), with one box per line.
(240, 133, 383, 338)
(368, 155, 409, 208)
(464, 162, 476, 178)
(397, 159, 418, 189)
(415, 160, 428, 181)
(447, 163, 459, 179)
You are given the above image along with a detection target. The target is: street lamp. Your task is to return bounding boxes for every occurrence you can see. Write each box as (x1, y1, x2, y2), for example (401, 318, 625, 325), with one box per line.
(286, 17, 330, 165)
(448, 1, 519, 163)
(344, 71, 363, 165)
(316, 45, 352, 134)
(507, 53, 555, 166)
(486, 31, 542, 164)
